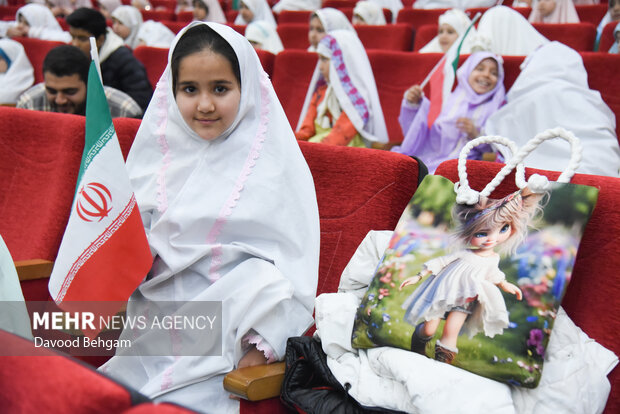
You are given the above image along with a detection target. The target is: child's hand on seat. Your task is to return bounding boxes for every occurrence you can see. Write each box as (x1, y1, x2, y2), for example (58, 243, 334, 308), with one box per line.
(456, 117, 479, 139)
(237, 344, 269, 369)
(405, 85, 424, 105)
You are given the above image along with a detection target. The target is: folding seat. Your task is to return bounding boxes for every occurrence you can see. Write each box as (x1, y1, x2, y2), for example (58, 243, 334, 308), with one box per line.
(271, 49, 317, 126)
(13, 37, 65, 84)
(533, 22, 596, 52)
(575, 3, 609, 26)
(412, 23, 437, 51)
(150, 0, 176, 10)
(355, 23, 414, 50)
(161, 19, 186, 33)
(581, 52, 620, 138)
(133, 45, 168, 89)
(598, 21, 618, 52)
(276, 23, 309, 49)
(396, 7, 447, 29)
(140, 9, 175, 22)
(276, 10, 312, 24)
(175, 10, 193, 22)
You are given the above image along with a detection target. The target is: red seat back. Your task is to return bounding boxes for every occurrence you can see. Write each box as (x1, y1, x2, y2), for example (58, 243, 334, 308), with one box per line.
(355, 23, 414, 51)
(133, 45, 168, 89)
(175, 10, 194, 22)
(271, 50, 317, 127)
(140, 9, 175, 21)
(277, 23, 310, 49)
(599, 21, 618, 52)
(13, 37, 66, 84)
(412, 23, 438, 51)
(532, 22, 596, 52)
(396, 7, 448, 29)
(575, 3, 609, 26)
(277, 10, 312, 24)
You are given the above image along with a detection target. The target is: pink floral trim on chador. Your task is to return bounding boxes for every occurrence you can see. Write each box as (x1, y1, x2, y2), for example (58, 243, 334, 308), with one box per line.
(242, 329, 277, 363)
(155, 78, 171, 214)
(324, 35, 369, 125)
(160, 329, 183, 391)
(205, 71, 271, 282)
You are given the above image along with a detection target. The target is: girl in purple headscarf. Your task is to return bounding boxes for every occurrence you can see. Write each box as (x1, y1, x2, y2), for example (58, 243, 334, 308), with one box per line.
(392, 52, 505, 173)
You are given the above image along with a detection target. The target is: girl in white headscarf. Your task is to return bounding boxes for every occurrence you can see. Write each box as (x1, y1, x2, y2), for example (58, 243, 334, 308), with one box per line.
(235, 0, 277, 26)
(419, 8, 476, 54)
(0, 38, 34, 104)
(136, 20, 176, 48)
(6, 4, 71, 42)
(296, 30, 389, 147)
(369, 0, 402, 23)
(528, 0, 580, 24)
(112, 5, 144, 49)
(98, 22, 320, 413)
(47, 0, 93, 17)
(476, 5, 549, 56)
(352, 1, 386, 25)
(245, 20, 284, 54)
(485, 41, 620, 177)
(272, 0, 321, 14)
(192, 0, 227, 24)
(308, 8, 356, 52)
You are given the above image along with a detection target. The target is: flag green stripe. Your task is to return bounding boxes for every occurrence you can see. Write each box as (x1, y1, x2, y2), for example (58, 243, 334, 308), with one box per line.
(451, 16, 479, 73)
(75, 61, 114, 192)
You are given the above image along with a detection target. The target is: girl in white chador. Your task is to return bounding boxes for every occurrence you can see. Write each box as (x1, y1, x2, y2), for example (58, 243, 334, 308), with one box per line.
(399, 188, 544, 364)
(99, 22, 320, 413)
(419, 8, 477, 54)
(0, 38, 34, 104)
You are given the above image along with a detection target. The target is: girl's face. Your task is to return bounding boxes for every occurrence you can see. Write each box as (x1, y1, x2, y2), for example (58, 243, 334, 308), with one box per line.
(239, 3, 254, 23)
(175, 49, 241, 141)
(537, 0, 556, 18)
(612, 0, 620, 21)
(112, 18, 131, 40)
(0, 56, 8, 74)
(438, 23, 458, 53)
(352, 13, 366, 25)
(468, 58, 499, 95)
(17, 15, 30, 32)
(309, 16, 325, 49)
(318, 54, 330, 82)
(193, 4, 207, 21)
(470, 222, 512, 252)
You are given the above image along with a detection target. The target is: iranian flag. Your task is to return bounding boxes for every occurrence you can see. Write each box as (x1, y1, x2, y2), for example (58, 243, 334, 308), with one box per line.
(426, 13, 481, 127)
(48, 53, 152, 307)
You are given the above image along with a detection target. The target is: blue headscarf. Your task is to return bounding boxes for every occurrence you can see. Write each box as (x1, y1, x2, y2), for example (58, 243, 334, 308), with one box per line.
(0, 48, 11, 70)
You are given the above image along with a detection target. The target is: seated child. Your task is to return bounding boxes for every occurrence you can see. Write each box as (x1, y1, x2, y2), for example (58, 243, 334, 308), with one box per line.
(295, 30, 388, 147)
(245, 20, 284, 54)
(0, 38, 34, 104)
(5, 4, 71, 42)
(234, 0, 277, 26)
(609, 22, 620, 53)
(352, 1, 386, 25)
(308, 7, 355, 52)
(419, 8, 476, 54)
(135, 20, 176, 49)
(392, 51, 505, 173)
(192, 0, 227, 24)
(111, 5, 143, 49)
(528, 0, 580, 24)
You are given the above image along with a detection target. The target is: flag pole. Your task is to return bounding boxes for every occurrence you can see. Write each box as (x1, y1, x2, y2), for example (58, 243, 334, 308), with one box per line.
(419, 12, 482, 90)
(89, 37, 103, 84)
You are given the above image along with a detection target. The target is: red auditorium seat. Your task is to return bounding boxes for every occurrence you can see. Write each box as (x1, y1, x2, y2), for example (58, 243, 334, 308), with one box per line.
(412, 23, 438, 51)
(0, 5, 19, 20)
(227, 23, 246, 35)
(276, 10, 312, 24)
(175, 10, 194, 22)
(396, 7, 447, 29)
(575, 3, 609, 26)
(150, 0, 176, 10)
(13, 37, 65, 84)
(225, 9, 238, 22)
(581, 52, 620, 138)
(533, 22, 596, 52)
(271, 50, 317, 126)
(322, 0, 357, 8)
(355, 23, 414, 51)
(140, 9, 175, 21)
(435, 159, 620, 414)
(133, 45, 168, 89)
(255, 49, 276, 78)
(276, 23, 310, 49)
(599, 21, 618, 52)
(162, 19, 187, 33)
(340, 5, 393, 23)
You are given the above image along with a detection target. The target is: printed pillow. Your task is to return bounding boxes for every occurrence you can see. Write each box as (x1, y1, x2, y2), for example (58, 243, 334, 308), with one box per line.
(351, 174, 598, 388)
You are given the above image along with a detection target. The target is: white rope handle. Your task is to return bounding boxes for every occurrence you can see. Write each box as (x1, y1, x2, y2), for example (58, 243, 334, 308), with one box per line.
(484, 127, 582, 196)
(455, 135, 525, 205)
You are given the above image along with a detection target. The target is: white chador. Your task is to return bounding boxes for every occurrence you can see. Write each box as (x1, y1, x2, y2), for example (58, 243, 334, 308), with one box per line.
(99, 22, 320, 413)
(0, 38, 34, 104)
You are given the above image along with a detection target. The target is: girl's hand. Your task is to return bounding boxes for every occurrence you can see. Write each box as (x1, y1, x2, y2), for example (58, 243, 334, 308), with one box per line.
(237, 345, 269, 369)
(405, 85, 423, 105)
(499, 281, 523, 300)
(399, 272, 424, 290)
(456, 117, 479, 139)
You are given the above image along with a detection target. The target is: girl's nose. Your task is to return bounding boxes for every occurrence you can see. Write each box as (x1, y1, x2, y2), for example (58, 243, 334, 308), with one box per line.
(197, 94, 214, 112)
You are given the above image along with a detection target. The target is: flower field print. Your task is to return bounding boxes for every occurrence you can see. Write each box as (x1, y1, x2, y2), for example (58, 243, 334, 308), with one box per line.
(351, 174, 598, 388)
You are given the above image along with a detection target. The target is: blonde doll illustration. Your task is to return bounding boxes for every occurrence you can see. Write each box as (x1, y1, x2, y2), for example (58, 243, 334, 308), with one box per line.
(399, 187, 544, 364)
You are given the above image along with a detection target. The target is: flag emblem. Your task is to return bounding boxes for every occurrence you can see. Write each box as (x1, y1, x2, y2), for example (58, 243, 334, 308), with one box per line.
(76, 182, 113, 222)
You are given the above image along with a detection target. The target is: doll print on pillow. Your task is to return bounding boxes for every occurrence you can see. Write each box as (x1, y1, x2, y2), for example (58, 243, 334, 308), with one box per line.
(352, 174, 598, 388)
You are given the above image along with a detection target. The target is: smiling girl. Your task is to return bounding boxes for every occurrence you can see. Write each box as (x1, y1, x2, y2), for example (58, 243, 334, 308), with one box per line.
(99, 22, 319, 412)
(392, 52, 506, 173)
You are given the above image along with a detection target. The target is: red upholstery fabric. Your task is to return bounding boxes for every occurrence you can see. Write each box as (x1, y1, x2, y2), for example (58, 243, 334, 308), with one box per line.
(435, 159, 620, 414)
(140, 9, 175, 22)
(13, 37, 66, 84)
(255, 49, 276, 78)
(599, 21, 618, 52)
(355, 23, 414, 51)
(581, 52, 620, 138)
(412, 23, 437, 51)
(150, 0, 176, 10)
(533, 23, 596, 52)
(161, 19, 187, 34)
(271, 49, 317, 126)
(0, 5, 20, 20)
(175, 11, 194, 23)
(225, 10, 238, 23)
(276, 10, 312, 24)
(396, 7, 448, 29)
(226, 23, 246, 35)
(124, 403, 199, 413)
(0, 107, 139, 301)
(133, 46, 168, 90)
(276, 23, 310, 49)
(322, 0, 357, 8)
(0, 330, 142, 414)
(575, 3, 608, 26)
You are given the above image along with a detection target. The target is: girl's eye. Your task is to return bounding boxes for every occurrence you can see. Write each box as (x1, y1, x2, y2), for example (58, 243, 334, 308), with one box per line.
(182, 86, 196, 94)
(474, 232, 487, 238)
(500, 224, 511, 233)
(214, 85, 228, 94)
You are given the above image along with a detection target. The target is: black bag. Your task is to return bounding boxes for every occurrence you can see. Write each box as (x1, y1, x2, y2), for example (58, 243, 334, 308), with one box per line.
(280, 336, 406, 414)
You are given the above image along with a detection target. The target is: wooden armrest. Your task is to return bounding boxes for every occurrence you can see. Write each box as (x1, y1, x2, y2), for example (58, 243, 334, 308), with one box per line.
(223, 361, 285, 401)
(15, 259, 54, 281)
(482, 152, 497, 162)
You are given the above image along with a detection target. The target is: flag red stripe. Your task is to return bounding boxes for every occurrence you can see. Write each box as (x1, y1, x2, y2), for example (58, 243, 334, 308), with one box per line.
(427, 60, 445, 128)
